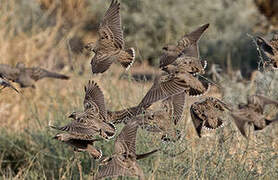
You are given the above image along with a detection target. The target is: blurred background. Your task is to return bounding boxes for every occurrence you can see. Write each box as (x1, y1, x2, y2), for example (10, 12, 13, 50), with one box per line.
(1, 0, 278, 179)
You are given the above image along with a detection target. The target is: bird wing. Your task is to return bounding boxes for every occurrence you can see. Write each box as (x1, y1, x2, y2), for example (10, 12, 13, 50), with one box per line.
(115, 121, 138, 155)
(138, 74, 189, 108)
(178, 23, 210, 58)
(99, 0, 124, 49)
(231, 109, 255, 138)
(108, 106, 139, 124)
(90, 51, 115, 74)
(159, 46, 180, 68)
(84, 80, 107, 120)
(0, 64, 20, 81)
(51, 119, 99, 140)
(170, 92, 185, 125)
(190, 105, 203, 138)
(96, 157, 129, 179)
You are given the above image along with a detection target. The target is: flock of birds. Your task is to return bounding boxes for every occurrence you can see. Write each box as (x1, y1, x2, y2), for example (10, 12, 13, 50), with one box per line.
(1, 0, 278, 179)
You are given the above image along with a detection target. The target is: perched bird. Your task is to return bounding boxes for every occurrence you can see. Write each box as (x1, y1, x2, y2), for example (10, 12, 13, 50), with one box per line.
(51, 80, 116, 141)
(231, 94, 278, 138)
(95, 120, 159, 180)
(159, 23, 209, 68)
(0, 63, 69, 88)
(190, 97, 231, 138)
(0, 74, 19, 93)
(53, 133, 103, 159)
(85, 0, 135, 74)
(256, 33, 278, 69)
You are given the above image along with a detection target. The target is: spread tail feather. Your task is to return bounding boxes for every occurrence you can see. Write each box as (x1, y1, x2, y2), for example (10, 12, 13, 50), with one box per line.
(118, 48, 135, 70)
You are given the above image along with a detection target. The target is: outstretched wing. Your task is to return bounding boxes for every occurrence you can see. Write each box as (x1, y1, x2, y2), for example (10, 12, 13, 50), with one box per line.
(84, 80, 107, 120)
(96, 157, 129, 179)
(115, 120, 139, 155)
(159, 45, 180, 68)
(178, 23, 210, 58)
(90, 51, 115, 74)
(138, 74, 187, 108)
(99, 0, 124, 49)
(171, 92, 185, 125)
(50, 120, 99, 140)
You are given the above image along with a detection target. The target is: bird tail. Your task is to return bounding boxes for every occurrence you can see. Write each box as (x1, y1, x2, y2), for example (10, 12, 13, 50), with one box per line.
(136, 149, 159, 160)
(118, 48, 135, 70)
(44, 71, 70, 80)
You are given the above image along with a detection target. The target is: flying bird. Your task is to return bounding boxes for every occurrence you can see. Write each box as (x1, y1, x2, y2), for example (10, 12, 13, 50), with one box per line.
(86, 0, 135, 74)
(95, 120, 159, 180)
(159, 23, 209, 68)
(51, 80, 116, 142)
(0, 63, 69, 88)
(190, 97, 231, 138)
(231, 94, 278, 138)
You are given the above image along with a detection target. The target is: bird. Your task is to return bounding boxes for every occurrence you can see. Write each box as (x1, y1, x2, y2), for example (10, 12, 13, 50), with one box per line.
(0, 74, 19, 93)
(256, 33, 278, 69)
(231, 94, 278, 138)
(190, 97, 231, 138)
(145, 54, 209, 124)
(244, 94, 278, 114)
(85, 0, 135, 74)
(53, 133, 103, 159)
(107, 55, 209, 126)
(95, 120, 159, 180)
(0, 62, 69, 88)
(159, 23, 209, 68)
(51, 80, 116, 141)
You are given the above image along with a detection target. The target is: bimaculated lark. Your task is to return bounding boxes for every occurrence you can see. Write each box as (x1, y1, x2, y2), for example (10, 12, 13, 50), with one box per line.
(0, 74, 19, 93)
(85, 0, 135, 74)
(95, 120, 159, 180)
(0, 62, 69, 88)
(190, 97, 231, 138)
(256, 33, 278, 69)
(231, 94, 278, 138)
(51, 80, 116, 143)
(159, 23, 209, 68)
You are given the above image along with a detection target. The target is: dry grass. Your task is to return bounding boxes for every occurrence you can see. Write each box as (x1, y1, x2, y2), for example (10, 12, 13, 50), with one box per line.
(1, 0, 278, 179)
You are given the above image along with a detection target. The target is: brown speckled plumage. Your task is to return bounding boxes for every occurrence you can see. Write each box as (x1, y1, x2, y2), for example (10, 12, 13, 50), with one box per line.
(190, 97, 231, 137)
(88, 0, 135, 74)
(51, 80, 116, 141)
(159, 23, 209, 68)
(95, 120, 159, 180)
(231, 94, 278, 138)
